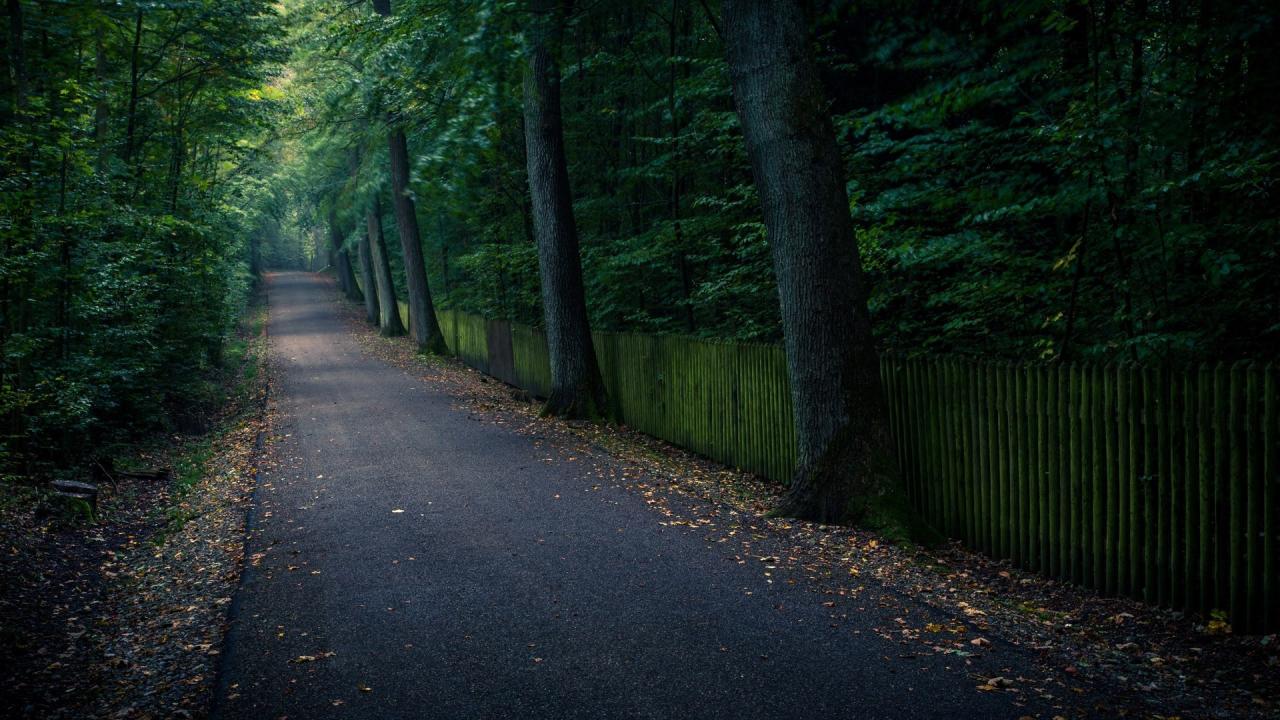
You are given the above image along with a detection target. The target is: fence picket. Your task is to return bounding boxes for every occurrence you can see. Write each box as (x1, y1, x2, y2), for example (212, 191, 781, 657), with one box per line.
(1230, 362, 1246, 626)
(1047, 365, 1061, 576)
(1182, 368, 1198, 611)
(1116, 365, 1130, 595)
(962, 360, 972, 540)
(1265, 365, 1277, 630)
(1152, 363, 1162, 599)
(1104, 365, 1117, 594)
(1214, 363, 1230, 614)
(1245, 364, 1260, 630)
(1014, 366, 1027, 565)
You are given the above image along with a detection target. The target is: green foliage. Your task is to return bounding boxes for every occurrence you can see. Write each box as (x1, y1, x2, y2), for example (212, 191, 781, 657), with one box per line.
(272, 0, 780, 339)
(0, 1, 286, 478)
(273, 0, 1276, 363)
(829, 0, 1279, 362)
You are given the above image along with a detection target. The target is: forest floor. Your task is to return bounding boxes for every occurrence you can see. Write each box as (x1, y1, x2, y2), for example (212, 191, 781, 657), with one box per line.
(0, 291, 271, 720)
(325, 280, 1278, 720)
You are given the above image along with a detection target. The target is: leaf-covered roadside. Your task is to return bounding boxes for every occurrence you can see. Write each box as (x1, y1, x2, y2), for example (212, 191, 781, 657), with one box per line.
(0, 297, 271, 720)
(332, 285, 1279, 720)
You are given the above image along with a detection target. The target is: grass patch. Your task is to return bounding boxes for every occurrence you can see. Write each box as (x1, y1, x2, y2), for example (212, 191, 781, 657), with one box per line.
(150, 437, 213, 544)
(172, 437, 215, 496)
(224, 338, 250, 367)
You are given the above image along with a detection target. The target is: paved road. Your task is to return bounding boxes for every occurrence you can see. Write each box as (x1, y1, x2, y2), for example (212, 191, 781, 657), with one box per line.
(213, 272, 1065, 719)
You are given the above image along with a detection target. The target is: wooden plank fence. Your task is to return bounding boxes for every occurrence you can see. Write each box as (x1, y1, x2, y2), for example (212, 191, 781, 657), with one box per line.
(881, 358, 1278, 633)
(377, 294, 1277, 632)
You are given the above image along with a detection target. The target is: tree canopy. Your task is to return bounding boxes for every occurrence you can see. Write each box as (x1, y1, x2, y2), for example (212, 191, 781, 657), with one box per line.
(271, 0, 1277, 359)
(1, 0, 286, 478)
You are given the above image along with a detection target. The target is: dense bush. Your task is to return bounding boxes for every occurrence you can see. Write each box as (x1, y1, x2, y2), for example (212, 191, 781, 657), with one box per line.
(0, 1, 284, 479)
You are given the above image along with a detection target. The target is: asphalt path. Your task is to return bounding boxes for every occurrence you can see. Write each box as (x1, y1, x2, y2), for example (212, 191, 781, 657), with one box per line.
(211, 271, 1067, 719)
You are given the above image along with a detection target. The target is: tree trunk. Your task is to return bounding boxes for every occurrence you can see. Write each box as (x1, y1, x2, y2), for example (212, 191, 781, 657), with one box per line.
(371, 0, 446, 352)
(668, 0, 696, 333)
(721, 0, 904, 528)
(93, 36, 110, 171)
(385, 128, 445, 351)
(167, 69, 186, 213)
(522, 0, 608, 419)
(6, 0, 27, 111)
(358, 230, 380, 325)
(3, 0, 28, 453)
(328, 209, 361, 302)
(366, 196, 406, 336)
(123, 10, 142, 167)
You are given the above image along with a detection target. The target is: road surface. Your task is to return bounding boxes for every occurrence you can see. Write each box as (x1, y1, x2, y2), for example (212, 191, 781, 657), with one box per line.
(212, 272, 1069, 719)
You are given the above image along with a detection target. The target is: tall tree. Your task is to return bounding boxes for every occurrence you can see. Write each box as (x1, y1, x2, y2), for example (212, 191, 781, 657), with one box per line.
(366, 195, 406, 336)
(370, 0, 447, 353)
(522, 0, 608, 418)
(721, 0, 905, 527)
(358, 229, 380, 325)
(328, 208, 362, 302)
(7, 0, 28, 109)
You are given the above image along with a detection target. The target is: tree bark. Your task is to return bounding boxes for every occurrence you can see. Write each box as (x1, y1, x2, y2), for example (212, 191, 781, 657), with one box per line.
(358, 230, 380, 325)
(6, 0, 27, 111)
(366, 195, 406, 336)
(668, 0, 696, 333)
(122, 10, 142, 167)
(93, 35, 110, 171)
(522, 0, 608, 419)
(385, 128, 446, 351)
(721, 0, 904, 528)
(2, 0, 28, 451)
(328, 209, 361, 302)
(371, 0, 446, 352)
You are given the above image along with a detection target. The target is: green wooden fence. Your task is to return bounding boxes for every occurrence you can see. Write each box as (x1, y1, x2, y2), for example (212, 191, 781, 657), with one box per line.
(882, 358, 1277, 634)
(372, 292, 1277, 632)
(434, 309, 799, 483)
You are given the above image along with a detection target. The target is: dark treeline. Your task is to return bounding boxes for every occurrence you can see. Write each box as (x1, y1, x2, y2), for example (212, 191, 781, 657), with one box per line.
(0, 2, 285, 478)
